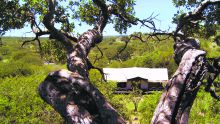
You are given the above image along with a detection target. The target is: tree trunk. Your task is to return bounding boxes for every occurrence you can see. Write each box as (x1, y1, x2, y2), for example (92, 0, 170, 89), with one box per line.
(39, 29, 125, 124)
(151, 38, 206, 124)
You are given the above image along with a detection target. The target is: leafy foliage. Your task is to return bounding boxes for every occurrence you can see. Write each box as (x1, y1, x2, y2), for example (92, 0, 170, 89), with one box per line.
(189, 88, 220, 124)
(0, 75, 62, 123)
(0, 0, 27, 35)
(41, 39, 67, 63)
(0, 38, 65, 123)
(138, 92, 162, 123)
(0, 0, 138, 36)
(172, 0, 220, 38)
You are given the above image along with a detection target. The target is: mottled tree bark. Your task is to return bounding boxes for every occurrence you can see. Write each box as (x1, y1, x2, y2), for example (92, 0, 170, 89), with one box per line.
(39, 30, 125, 124)
(151, 38, 206, 124)
(38, 0, 125, 123)
(151, 1, 220, 123)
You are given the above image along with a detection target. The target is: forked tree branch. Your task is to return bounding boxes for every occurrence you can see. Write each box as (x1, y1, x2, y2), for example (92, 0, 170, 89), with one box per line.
(152, 1, 220, 123)
(22, 11, 77, 49)
(39, 0, 126, 123)
(43, 0, 74, 53)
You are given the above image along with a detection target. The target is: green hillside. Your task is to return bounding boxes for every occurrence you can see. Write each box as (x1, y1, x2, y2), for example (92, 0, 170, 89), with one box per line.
(0, 36, 219, 123)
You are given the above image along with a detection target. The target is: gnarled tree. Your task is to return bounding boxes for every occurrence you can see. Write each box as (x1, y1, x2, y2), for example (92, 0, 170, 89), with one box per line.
(1, 0, 220, 123)
(151, 0, 220, 124)
(34, 0, 156, 123)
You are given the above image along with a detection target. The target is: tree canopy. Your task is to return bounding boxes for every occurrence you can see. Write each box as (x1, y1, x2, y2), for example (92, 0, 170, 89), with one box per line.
(172, 0, 220, 38)
(1, 0, 157, 37)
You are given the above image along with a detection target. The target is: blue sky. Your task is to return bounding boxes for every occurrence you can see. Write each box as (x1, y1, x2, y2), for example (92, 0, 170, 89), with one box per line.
(4, 0, 178, 37)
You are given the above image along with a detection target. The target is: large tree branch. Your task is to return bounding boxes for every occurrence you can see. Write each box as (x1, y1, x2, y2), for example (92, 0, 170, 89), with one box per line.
(39, 1, 126, 123)
(151, 49, 206, 124)
(93, 0, 109, 33)
(151, 37, 206, 124)
(39, 69, 125, 123)
(174, 0, 220, 38)
(43, 0, 74, 53)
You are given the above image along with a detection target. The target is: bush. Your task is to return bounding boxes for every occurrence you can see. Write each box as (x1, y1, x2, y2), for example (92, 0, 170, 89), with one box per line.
(0, 74, 62, 123)
(12, 51, 43, 66)
(0, 50, 44, 78)
(0, 46, 11, 56)
(41, 40, 67, 63)
(0, 61, 34, 78)
(189, 89, 220, 124)
(138, 92, 162, 123)
(0, 55, 2, 61)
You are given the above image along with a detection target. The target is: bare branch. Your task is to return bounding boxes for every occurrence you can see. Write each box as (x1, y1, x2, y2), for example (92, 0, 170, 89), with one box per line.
(87, 59, 107, 82)
(108, 5, 159, 32)
(21, 30, 50, 47)
(130, 33, 147, 42)
(112, 32, 172, 59)
(93, 45, 104, 64)
(21, 37, 37, 47)
(108, 6, 138, 25)
(116, 37, 131, 56)
(21, 30, 50, 58)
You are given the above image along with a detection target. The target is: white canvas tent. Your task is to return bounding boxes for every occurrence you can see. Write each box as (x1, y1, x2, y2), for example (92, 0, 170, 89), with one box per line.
(103, 67, 168, 82)
(103, 67, 169, 91)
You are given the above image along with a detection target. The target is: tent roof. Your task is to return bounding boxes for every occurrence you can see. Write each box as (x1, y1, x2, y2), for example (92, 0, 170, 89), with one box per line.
(103, 67, 168, 82)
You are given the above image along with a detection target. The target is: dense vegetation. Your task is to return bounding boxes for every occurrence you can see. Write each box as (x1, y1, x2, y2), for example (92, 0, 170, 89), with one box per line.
(0, 36, 219, 123)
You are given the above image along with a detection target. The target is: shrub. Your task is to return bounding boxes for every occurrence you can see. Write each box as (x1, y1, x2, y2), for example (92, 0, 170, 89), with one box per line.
(189, 89, 220, 124)
(0, 46, 11, 56)
(0, 74, 62, 123)
(138, 92, 162, 123)
(12, 51, 43, 66)
(41, 40, 67, 64)
(0, 61, 36, 78)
